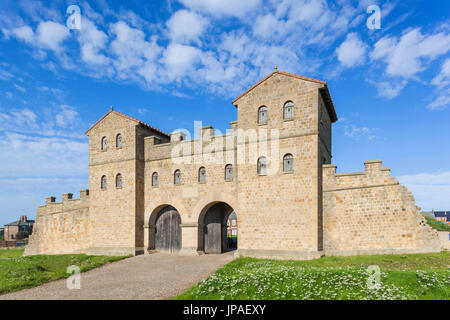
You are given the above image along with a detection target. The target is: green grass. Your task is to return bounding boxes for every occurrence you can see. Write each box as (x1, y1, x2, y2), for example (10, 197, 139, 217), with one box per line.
(0, 248, 129, 295)
(425, 217, 450, 231)
(175, 252, 450, 300)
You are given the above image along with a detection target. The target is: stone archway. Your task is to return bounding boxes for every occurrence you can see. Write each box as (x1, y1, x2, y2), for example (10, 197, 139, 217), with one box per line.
(198, 202, 236, 254)
(149, 205, 182, 253)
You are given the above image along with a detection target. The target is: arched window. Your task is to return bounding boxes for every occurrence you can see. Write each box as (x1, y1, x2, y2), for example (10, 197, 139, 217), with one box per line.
(101, 137, 107, 150)
(101, 175, 107, 190)
(116, 174, 123, 188)
(225, 164, 233, 181)
(116, 134, 122, 148)
(283, 154, 293, 172)
(174, 170, 181, 185)
(152, 172, 158, 187)
(257, 156, 267, 175)
(284, 101, 294, 120)
(198, 167, 206, 183)
(258, 106, 268, 124)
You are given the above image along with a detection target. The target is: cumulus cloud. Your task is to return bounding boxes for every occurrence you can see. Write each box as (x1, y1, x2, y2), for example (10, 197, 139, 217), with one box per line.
(371, 28, 450, 78)
(177, 0, 261, 18)
(10, 21, 70, 53)
(369, 79, 408, 99)
(336, 32, 367, 67)
(166, 10, 208, 44)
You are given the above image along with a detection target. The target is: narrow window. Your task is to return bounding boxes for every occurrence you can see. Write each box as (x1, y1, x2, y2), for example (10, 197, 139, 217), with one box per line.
(101, 175, 107, 190)
(257, 156, 267, 175)
(116, 134, 122, 148)
(101, 137, 107, 150)
(116, 174, 123, 188)
(198, 167, 206, 183)
(152, 172, 158, 187)
(174, 169, 181, 185)
(258, 106, 268, 124)
(284, 101, 294, 120)
(225, 164, 233, 181)
(283, 154, 293, 172)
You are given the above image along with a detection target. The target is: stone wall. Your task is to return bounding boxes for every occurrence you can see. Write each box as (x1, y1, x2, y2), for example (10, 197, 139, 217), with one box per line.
(438, 232, 450, 250)
(322, 160, 441, 256)
(24, 191, 89, 255)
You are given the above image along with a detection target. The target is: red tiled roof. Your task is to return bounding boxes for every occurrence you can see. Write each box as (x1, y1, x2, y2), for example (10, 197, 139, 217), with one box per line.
(232, 70, 337, 122)
(85, 110, 169, 137)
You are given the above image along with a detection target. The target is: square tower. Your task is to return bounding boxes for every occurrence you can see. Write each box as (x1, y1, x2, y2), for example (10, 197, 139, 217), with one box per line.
(85, 109, 169, 255)
(232, 69, 337, 259)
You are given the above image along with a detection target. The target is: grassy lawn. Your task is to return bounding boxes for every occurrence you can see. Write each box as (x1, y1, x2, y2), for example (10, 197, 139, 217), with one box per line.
(425, 217, 450, 231)
(0, 248, 129, 295)
(176, 252, 450, 300)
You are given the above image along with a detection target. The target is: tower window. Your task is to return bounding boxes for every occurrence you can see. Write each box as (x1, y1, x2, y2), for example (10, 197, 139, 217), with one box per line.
(101, 175, 107, 190)
(152, 172, 158, 187)
(116, 134, 122, 148)
(116, 174, 123, 188)
(174, 170, 182, 185)
(225, 164, 233, 181)
(284, 101, 294, 120)
(101, 137, 107, 150)
(257, 156, 267, 175)
(198, 167, 206, 183)
(258, 106, 268, 124)
(283, 154, 293, 172)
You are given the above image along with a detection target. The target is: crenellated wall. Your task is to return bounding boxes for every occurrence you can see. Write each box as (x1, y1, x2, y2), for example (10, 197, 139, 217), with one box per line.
(322, 160, 441, 256)
(24, 190, 90, 255)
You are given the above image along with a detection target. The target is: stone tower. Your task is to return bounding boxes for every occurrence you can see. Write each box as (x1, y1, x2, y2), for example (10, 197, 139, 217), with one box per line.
(232, 69, 337, 259)
(85, 109, 169, 255)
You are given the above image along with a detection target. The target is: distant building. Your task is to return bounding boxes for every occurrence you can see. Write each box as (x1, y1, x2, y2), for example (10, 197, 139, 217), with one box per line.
(227, 211, 238, 237)
(4, 216, 34, 241)
(433, 211, 450, 224)
(0, 227, 4, 238)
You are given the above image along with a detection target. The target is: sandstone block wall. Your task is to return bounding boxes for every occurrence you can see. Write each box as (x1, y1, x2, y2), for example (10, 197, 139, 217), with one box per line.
(24, 191, 89, 255)
(322, 160, 441, 255)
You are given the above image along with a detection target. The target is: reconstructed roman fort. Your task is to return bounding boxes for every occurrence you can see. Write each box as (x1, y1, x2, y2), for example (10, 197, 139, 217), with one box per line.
(25, 68, 442, 259)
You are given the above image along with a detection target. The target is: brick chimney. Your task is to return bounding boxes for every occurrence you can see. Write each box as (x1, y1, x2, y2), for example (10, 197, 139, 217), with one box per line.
(20, 215, 27, 222)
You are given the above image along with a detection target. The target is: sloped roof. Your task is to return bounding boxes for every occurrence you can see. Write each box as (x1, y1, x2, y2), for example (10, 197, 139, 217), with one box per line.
(5, 220, 34, 226)
(232, 70, 338, 123)
(434, 211, 450, 218)
(85, 109, 169, 137)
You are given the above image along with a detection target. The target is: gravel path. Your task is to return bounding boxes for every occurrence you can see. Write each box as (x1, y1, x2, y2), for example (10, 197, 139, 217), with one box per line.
(0, 253, 235, 300)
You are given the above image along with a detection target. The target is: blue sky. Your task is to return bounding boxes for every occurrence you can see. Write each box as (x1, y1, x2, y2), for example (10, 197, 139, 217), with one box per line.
(0, 0, 449, 225)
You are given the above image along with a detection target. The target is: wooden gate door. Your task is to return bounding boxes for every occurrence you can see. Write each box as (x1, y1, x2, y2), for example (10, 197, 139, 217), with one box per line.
(155, 207, 181, 253)
(204, 207, 222, 254)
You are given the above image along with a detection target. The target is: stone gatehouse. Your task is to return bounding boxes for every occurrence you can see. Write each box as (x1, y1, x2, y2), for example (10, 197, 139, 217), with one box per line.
(25, 68, 441, 259)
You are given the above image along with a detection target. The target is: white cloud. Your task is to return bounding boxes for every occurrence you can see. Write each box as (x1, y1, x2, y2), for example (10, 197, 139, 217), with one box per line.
(178, 0, 261, 18)
(336, 32, 366, 67)
(427, 58, 450, 110)
(77, 18, 110, 65)
(398, 171, 450, 211)
(11, 25, 34, 43)
(370, 79, 408, 99)
(431, 58, 450, 87)
(371, 28, 450, 78)
(166, 10, 208, 44)
(162, 43, 202, 81)
(10, 21, 70, 53)
(36, 21, 70, 52)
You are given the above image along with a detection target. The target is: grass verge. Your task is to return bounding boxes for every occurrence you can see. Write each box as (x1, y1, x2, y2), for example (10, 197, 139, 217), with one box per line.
(425, 217, 450, 231)
(175, 252, 450, 300)
(0, 248, 129, 295)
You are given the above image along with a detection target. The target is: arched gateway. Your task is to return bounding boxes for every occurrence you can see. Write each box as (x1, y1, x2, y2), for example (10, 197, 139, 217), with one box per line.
(151, 205, 181, 253)
(198, 202, 236, 254)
